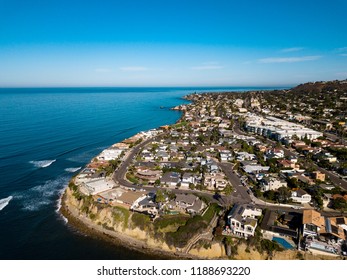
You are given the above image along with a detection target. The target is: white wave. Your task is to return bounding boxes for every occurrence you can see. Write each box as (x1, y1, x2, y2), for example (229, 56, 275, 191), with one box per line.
(60, 214, 68, 224)
(30, 159, 56, 168)
(14, 176, 69, 212)
(64, 167, 81, 173)
(56, 188, 69, 224)
(55, 187, 65, 213)
(0, 196, 13, 211)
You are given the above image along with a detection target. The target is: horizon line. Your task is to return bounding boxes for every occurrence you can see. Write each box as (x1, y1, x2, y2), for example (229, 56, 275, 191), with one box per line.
(0, 84, 296, 89)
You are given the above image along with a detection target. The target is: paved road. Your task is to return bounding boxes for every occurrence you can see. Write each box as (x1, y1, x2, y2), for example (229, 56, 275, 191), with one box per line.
(219, 162, 252, 203)
(113, 135, 160, 188)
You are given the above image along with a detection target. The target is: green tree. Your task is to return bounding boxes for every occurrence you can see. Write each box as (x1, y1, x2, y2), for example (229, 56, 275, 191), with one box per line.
(155, 189, 166, 203)
(264, 190, 276, 201)
(332, 197, 347, 211)
(276, 187, 291, 203)
(154, 179, 161, 185)
(224, 184, 233, 195)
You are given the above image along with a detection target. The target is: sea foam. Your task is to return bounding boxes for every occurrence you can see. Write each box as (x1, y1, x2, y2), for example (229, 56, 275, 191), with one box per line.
(64, 167, 81, 173)
(15, 176, 69, 212)
(0, 196, 13, 211)
(30, 159, 56, 168)
(56, 188, 69, 224)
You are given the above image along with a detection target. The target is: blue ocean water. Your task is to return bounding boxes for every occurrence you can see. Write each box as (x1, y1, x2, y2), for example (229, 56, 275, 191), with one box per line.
(0, 87, 279, 259)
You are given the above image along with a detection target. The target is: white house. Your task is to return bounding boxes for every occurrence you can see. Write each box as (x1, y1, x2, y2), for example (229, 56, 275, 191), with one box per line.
(97, 149, 123, 161)
(181, 173, 196, 188)
(220, 150, 233, 162)
(264, 148, 284, 160)
(243, 164, 270, 174)
(82, 178, 114, 195)
(291, 189, 312, 204)
(237, 152, 256, 161)
(142, 152, 154, 161)
(260, 177, 287, 192)
(226, 204, 262, 238)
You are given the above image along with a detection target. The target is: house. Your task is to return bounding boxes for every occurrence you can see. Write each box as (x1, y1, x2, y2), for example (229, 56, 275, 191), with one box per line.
(142, 152, 154, 161)
(220, 150, 233, 162)
(260, 210, 298, 240)
(296, 174, 315, 185)
(116, 191, 146, 209)
(292, 141, 306, 149)
(215, 176, 228, 190)
(243, 164, 270, 174)
(204, 174, 216, 191)
(131, 195, 158, 215)
(278, 159, 296, 169)
(175, 194, 205, 214)
(255, 143, 267, 153)
(225, 204, 262, 238)
(156, 151, 169, 161)
(181, 172, 196, 189)
(265, 148, 284, 160)
(135, 167, 161, 183)
(311, 171, 325, 182)
(302, 210, 346, 241)
(288, 156, 298, 163)
(314, 152, 337, 163)
(186, 199, 206, 215)
(204, 172, 227, 191)
(97, 148, 123, 161)
(322, 153, 337, 163)
(81, 178, 114, 195)
(176, 152, 185, 160)
(208, 163, 219, 173)
(302, 210, 324, 237)
(160, 172, 180, 188)
(291, 189, 312, 204)
(237, 152, 256, 161)
(319, 183, 334, 191)
(260, 177, 287, 192)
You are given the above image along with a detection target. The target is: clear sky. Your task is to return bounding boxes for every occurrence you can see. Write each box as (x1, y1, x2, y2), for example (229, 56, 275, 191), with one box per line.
(1, 0, 347, 87)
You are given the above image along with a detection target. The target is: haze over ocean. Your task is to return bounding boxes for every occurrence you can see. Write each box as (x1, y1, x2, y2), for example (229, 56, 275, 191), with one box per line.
(0, 87, 278, 259)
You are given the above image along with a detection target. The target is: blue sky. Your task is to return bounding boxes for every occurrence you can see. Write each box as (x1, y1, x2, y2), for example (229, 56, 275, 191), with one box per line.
(1, 0, 347, 87)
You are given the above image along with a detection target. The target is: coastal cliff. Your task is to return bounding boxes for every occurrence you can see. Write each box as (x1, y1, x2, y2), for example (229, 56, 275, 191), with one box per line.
(61, 185, 177, 256)
(61, 179, 341, 260)
(61, 183, 227, 259)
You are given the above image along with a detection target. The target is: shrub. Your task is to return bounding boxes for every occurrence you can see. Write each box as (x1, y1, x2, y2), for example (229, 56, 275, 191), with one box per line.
(112, 206, 130, 228)
(166, 215, 208, 247)
(131, 212, 151, 230)
(68, 181, 78, 192)
(154, 215, 188, 231)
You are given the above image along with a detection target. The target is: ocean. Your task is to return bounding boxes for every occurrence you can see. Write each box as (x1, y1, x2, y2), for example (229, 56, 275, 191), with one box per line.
(0, 87, 277, 259)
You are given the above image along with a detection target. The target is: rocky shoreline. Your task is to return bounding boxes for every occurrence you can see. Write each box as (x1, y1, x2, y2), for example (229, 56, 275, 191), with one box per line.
(59, 188, 201, 260)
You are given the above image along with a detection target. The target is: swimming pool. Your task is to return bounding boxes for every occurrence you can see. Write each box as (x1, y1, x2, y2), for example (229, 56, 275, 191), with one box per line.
(272, 237, 295, 249)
